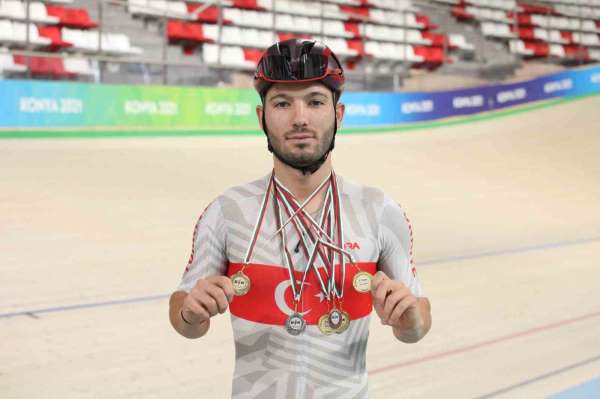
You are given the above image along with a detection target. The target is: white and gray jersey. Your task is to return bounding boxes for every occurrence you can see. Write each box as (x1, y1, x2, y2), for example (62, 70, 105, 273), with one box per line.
(178, 174, 423, 399)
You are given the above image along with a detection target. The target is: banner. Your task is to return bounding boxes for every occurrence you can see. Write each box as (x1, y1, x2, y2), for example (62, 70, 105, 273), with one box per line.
(0, 64, 599, 131)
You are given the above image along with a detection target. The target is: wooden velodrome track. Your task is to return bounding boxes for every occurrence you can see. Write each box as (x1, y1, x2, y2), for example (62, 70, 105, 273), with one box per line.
(1, 94, 599, 399)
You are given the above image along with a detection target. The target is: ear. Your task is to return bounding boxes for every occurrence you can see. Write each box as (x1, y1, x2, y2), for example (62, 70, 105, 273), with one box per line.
(335, 102, 345, 127)
(256, 105, 264, 130)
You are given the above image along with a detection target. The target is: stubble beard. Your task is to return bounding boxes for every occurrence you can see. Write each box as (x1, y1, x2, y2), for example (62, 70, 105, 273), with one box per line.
(267, 119, 335, 174)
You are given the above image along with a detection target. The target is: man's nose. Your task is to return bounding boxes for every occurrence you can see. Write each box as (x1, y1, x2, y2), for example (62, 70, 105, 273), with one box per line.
(291, 101, 308, 129)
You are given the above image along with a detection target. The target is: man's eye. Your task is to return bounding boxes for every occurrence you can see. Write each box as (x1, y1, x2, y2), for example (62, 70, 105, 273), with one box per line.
(309, 100, 324, 106)
(274, 102, 289, 108)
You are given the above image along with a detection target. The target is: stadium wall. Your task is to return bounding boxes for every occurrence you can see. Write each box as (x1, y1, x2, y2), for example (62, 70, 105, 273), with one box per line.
(1, 64, 599, 138)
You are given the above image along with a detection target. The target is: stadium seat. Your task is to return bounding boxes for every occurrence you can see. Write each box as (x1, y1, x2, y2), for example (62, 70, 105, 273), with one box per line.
(38, 25, 72, 48)
(14, 55, 70, 77)
(0, 51, 26, 73)
(46, 5, 97, 28)
(10, 22, 52, 45)
(63, 57, 95, 76)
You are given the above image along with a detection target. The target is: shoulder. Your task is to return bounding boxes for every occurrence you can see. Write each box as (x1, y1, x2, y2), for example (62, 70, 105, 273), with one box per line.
(215, 174, 270, 205)
(337, 174, 387, 209)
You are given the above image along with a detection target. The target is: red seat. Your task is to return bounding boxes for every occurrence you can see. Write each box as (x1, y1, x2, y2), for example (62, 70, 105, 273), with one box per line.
(243, 48, 263, 64)
(421, 31, 447, 47)
(519, 3, 557, 15)
(277, 33, 311, 41)
(346, 39, 366, 56)
(563, 45, 589, 60)
(38, 26, 72, 48)
(414, 46, 445, 68)
(416, 15, 436, 30)
(14, 55, 71, 77)
(167, 20, 212, 43)
(339, 6, 370, 20)
(452, 6, 473, 20)
(560, 31, 573, 44)
(186, 5, 231, 24)
(231, 0, 265, 11)
(46, 6, 97, 29)
(343, 22, 361, 38)
(523, 41, 549, 57)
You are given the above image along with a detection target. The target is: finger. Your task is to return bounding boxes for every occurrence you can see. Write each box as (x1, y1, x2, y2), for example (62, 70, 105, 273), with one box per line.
(198, 294, 220, 317)
(371, 271, 389, 292)
(381, 287, 410, 323)
(372, 279, 393, 316)
(182, 299, 210, 324)
(388, 295, 417, 326)
(204, 284, 230, 314)
(211, 276, 235, 303)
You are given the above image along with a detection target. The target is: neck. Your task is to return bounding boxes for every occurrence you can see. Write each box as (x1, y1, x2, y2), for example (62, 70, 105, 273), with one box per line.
(273, 156, 333, 206)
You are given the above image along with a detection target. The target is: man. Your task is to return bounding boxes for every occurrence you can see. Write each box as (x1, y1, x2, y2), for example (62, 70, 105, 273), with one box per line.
(169, 39, 432, 398)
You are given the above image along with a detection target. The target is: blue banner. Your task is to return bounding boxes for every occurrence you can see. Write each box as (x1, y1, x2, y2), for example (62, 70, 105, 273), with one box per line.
(340, 64, 600, 127)
(0, 64, 599, 130)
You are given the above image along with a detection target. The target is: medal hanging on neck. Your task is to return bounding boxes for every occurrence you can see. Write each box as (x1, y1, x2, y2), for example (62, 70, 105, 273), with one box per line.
(231, 175, 275, 296)
(273, 177, 333, 336)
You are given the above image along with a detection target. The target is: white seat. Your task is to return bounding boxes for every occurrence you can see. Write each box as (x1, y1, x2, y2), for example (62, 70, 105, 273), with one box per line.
(549, 44, 565, 58)
(29, 3, 59, 24)
(220, 46, 254, 69)
(589, 49, 600, 60)
(147, 0, 168, 16)
(509, 39, 534, 55)
(243, 10, 272, 29)
(319, 37, 356, 57)
(11, 22, 51, 45)
(167, 1, 188, 18)
(221, 26, 241, 46)
(323, 20, 350, 37)
(104, 33, 142, 55)
(0, 51, 26, 72)
(222, 7, 241, 25)
(448, 33, 475, 51)
(274, 14, 295, 31)
(63, 57, 95, 75)
(0, 1, 25, 19)
(202, 43, 219, 64)
(533, 28, 548, 42)
(202, 24, 219, 42)
(0, 19, 15, 42)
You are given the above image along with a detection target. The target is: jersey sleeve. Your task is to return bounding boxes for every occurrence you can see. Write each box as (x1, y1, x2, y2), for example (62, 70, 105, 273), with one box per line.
(377, 196, 424, 297)
(177, 199, 228, 293)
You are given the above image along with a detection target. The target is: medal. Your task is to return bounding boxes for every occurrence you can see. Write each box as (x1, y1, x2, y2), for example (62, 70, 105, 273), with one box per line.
(285, 312, 306, 336)
(353, 271, 372, 293)
(318, 314, 336, 335)
(328, 308, 343, 329)
(335, 311, 350, 334)
(231, 271, 251, 296)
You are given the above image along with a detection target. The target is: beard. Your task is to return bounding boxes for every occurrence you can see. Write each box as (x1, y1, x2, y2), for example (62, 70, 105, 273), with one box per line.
(266, 118, 336, 175)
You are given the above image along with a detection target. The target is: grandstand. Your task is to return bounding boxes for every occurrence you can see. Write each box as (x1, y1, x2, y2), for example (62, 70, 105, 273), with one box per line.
(1, 0, 598, 90)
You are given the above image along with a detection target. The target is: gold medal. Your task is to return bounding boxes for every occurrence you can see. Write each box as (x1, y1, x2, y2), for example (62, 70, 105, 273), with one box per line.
(318, 314, 336, 335)
(335, 311, 350, 334)
(231, 271, 251, 296)
(353, 271, 372, 293)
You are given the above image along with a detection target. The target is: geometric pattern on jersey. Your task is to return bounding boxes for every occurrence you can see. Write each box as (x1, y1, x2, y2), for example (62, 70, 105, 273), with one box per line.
(178, 174, 423, 399)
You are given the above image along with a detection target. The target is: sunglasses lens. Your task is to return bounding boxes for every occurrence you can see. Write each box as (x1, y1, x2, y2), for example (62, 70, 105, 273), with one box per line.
(260, 54, 328, 81)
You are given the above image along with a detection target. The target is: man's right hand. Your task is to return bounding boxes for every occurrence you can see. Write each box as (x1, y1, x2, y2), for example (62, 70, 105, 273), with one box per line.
(180, 276, 235, 326)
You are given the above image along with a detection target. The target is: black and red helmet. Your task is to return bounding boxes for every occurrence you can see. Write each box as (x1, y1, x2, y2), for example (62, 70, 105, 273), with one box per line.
(254, 39, 345, 102)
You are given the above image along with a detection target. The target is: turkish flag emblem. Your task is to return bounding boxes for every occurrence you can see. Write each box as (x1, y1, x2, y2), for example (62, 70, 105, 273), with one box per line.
(227, 262, 376, 325)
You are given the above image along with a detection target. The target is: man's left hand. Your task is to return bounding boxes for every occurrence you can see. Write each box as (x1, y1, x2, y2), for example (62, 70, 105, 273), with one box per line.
(371, 271, 428, 342)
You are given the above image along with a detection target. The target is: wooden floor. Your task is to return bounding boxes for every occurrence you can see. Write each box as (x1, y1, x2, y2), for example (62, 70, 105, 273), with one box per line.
(1, 95, 600, 399)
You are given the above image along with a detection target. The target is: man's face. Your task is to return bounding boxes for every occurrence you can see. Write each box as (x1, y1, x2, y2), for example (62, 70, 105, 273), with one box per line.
(257, 82, 344, 169)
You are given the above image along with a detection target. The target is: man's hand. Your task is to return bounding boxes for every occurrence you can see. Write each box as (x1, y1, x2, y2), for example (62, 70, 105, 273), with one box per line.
(371, 271, 430, 343)
(181, 276, 235, 326)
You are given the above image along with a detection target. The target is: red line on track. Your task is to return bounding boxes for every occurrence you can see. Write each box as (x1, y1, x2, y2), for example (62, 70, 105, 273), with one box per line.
(370, 309, 600, 375)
